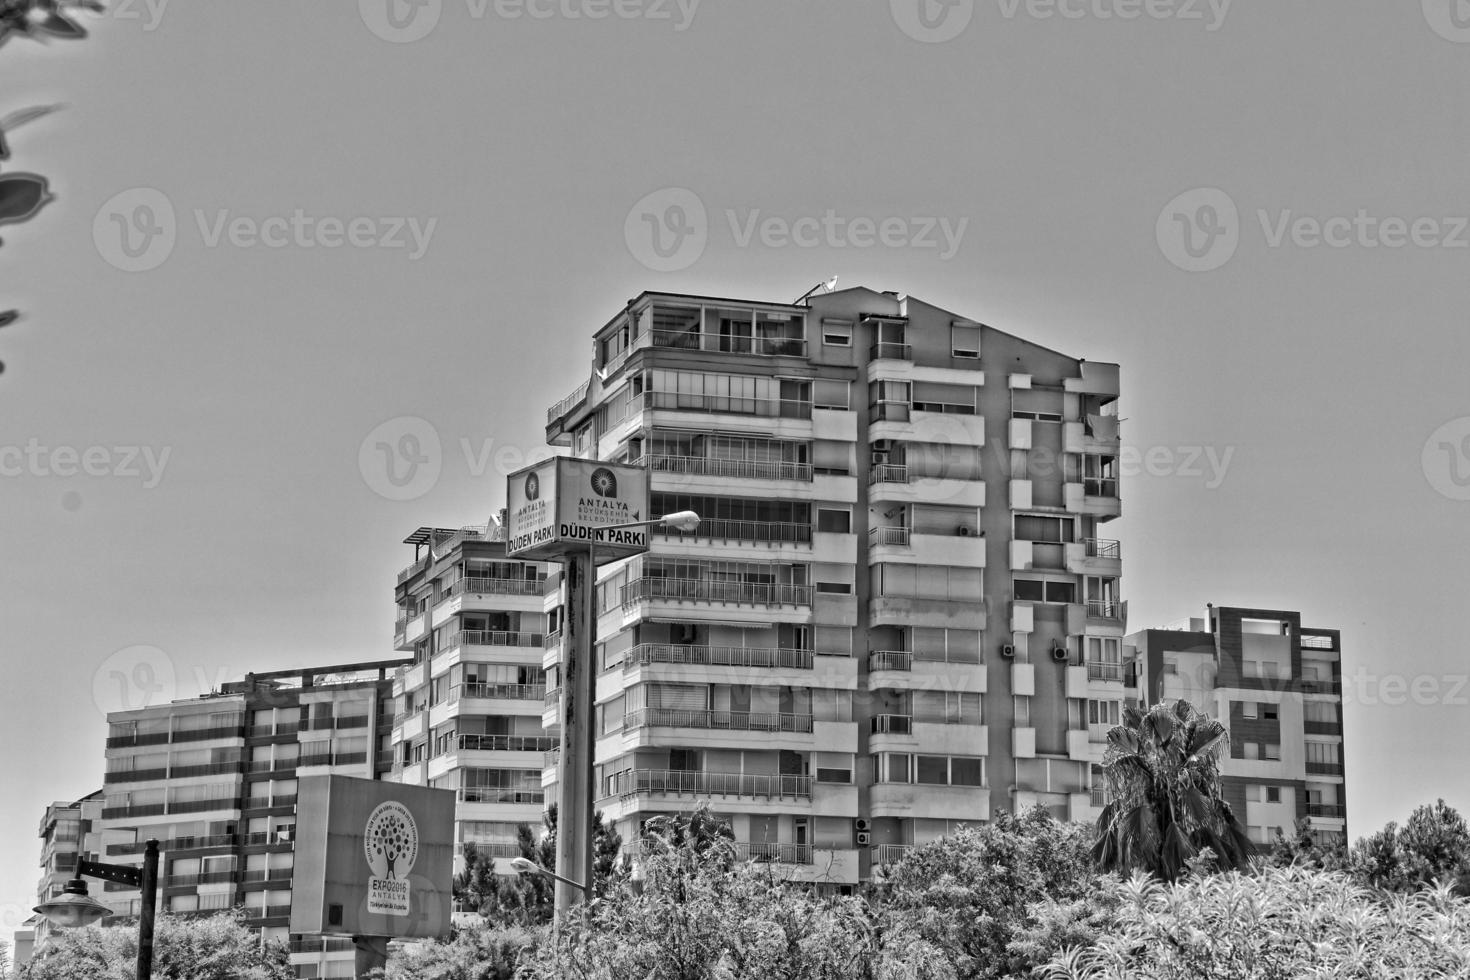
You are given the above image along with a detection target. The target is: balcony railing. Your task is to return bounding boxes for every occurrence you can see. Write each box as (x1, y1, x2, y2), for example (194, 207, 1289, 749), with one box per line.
(625, 708, 814, 733)
(1299, 679, 1342, 694)
(650, 329, 807, 358)
(1083, 538, 1121, 560)
(1090, 787, 1107, 807)
(1306, 761, 1345, 776)
(109, 833, 236, 856)
(1300, 634, 1337, 650)
(451, 683, 546, 702)
(459, 839, 524, 858)
(169, 762, 246, 778)
(1088, 723, 1113, 744)
(642, 390, 812, 420)
(1086, 661, 1125, 682)
(868, 526, 910, 547)
(168, 796, 239, 815)
(644, 453, 813, 483)
(445, 630, 544, 650)
(171, 724, 247, 743)
(454, 734, 559, 753)
(1086, 600, 1121, 620)
(1307, 803, 1346, 818)
(457, 787, 544, 805)
(104, 767, 168, 784)
(653, 517, 812, 545)
(544, 629, 563, 649)
(868, 463, 910, 486)
(733, 841, 813, 864)
(105, 731, 172, 749)
(448, 577, 546, 598)
(870, 714, 912, 735)
(868, 651, 912, 672)
(1083, 478, 1118, 498)
(101, 803, 167, 819)
(627, 643, 815, 670)
(604, 768, 813, 800)
(870, 843, 912, 866)
(870, 341, 912, 361)
(621, 577, 813, 608)
(547, 378, 591, 424)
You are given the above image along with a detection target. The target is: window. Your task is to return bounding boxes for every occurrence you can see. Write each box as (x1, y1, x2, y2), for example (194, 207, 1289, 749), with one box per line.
(1264, 743, 1281, 761)
(1014, 579, 1044, 602)
(1243, 660, 1259, 678)
(1243, 742, 1260, 760)
(814, 379, 850, 410)
(816, 582, 852, 595)
(1088, 700, 1121, 726)
(1014, 514, 1075, 543)
(951, 324, 981, 358)
(1262, 704, 1278, 721)
(822, 320, 852, 346)
(1266, 786, 1281, 803)
(951, 757, 985, 786)
(915, 756, 949, 784)
(1305, 701, 1337, 723)
(816, 509, 851, 533)
(1242, 701, 1257, 719)
(1306, 741, 1341, 764)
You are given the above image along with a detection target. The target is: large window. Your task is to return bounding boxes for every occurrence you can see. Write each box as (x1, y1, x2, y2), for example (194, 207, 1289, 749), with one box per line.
(870, 564, 982, 602)
(874, 754, 985, 787)
(1015, 515, 1076, 543)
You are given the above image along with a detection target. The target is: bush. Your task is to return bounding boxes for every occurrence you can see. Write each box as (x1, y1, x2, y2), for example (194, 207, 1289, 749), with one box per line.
(20, 911, 293, 980)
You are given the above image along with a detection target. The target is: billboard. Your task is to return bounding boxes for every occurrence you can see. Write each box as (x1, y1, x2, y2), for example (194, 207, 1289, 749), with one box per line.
(290, 776, 454, 939)
(506, 457, 651, 563)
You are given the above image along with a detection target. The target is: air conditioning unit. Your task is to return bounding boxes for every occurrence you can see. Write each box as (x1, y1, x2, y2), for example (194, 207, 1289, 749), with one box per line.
(1051, 646, 1069, 663)
(956, 525, 974, 537)
(854, 817, 871, 833)
(1000, 644, 1016, 659)
(871, 451, 889, 465)
(855, 831, 871, 846)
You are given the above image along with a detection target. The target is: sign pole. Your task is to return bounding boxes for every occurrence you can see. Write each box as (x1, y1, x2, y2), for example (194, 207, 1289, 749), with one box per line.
(554, 545, 597, 921)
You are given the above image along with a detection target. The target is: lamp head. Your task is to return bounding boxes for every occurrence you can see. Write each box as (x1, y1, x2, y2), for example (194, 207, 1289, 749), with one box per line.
(33, 879, 110, 929)
(509, 857, 538, 875)
(660, 510, 701, 533)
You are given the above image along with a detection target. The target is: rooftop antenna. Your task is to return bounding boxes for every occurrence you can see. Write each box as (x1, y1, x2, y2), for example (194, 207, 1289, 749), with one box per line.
(793, 276, 839, 305)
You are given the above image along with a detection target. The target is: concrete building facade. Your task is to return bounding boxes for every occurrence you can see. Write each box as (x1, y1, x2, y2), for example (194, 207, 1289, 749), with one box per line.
(28, 790, 105, 954)
(537, 286, 1126, 882)
(1125, 605, 1347, 847)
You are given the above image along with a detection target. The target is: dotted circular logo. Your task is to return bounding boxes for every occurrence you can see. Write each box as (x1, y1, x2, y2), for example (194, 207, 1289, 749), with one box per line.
(624, 187, 707, 272)
(92, 645, 178, 716)
(94, 187, 177, 272)
(890, 0, 974, 42)
(525, 472, 540, 501)
(358, 416, 442, 501)
(365, 800, 420, 879)
(1423, 0, 1470, 42)
(591, 466, 619, 498)
(359, 0, 442, 42)
(1422, 417, 1470, 501)
(1156, 187, 1239, 273)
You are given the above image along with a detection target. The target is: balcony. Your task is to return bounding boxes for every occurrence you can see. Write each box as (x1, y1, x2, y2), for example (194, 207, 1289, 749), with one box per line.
(620, 577, 813, 608)
(450, 683, 546, 703)
(1307, 804, 1346, 818)
(457, 787, 544, 805)
(245, 721, 301, 738)
(105, 731, 171, 749)
(603, 768, 813, 801)
(868, 463, 909, 485)
(868, 526, 910, 548)
(168, 796, 240, 815)
(870, 843, 912, 866)
(108, 833, 236, 856)
(624, 708, 814, 734)
(653, 517, 811, 546)
(101, 803, 167, 819)
(1303, 719, 1340, 735)
(447, 577, 546, 598)
(1084, 538, 1121, 560)
(1086, 600, 1122, 621)
(868, 651, 912, 672)
(458, 839, 525, 858)
(870, 342, 912, 361)
(104, 768, 168, 784)
(732, 841, 813, 864)
(547, 378, 591, 425)
(443, 630, 544, 651)
(1086, 661, 1125, 682)
(650, 329, 807, 359)
(627, 643, 814, 671)
(870, 714, 913, 735)
(644, 454, 813, 483)
(642, 390, 812, 421)
(1306, 761, 1345, 776)
(1299, 679, 1342, 695)
(454, 734, 559, 753)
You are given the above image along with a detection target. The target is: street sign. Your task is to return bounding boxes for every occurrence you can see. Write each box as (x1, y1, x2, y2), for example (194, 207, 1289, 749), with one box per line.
(506, 458, 651, 563)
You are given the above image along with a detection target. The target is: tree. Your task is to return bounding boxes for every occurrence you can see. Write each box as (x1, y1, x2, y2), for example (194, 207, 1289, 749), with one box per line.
(20, 911, 293, 980)
(369, 923, 543, 980)
(1091, 699, 1255, 882)
(1268, 816, 1348, 871)
(1348, 799, 1470, 895)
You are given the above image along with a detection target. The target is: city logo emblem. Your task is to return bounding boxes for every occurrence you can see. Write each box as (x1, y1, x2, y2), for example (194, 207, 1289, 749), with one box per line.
(524, 472, 540, 501)
(364, 800, 419, 916)
(590, 467, 618, 498)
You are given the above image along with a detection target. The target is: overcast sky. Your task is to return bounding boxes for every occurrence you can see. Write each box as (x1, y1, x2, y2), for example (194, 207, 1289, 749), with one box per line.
(4, 0, 1469, 932)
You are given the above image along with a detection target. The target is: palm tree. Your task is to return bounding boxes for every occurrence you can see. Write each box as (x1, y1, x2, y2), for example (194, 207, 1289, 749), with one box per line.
(1092, 699, 1255, 881)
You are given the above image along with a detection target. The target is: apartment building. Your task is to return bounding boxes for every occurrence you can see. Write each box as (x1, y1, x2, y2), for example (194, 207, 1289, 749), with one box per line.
(537, 286, 1125, 883)
(1125, 605, 1347, 847)
(29, 790, 105, 953)
(98, 661, 405, 979)
(388, 524, 556, 871)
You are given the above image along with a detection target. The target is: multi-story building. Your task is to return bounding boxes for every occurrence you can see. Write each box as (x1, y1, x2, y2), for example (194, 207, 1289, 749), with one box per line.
(388, 524, 556, 873)
(537, 286, 1125, 883)
(1125, 605, 1347, 847)
(98, 660, 406, 978)
(31, 790, 105, 952)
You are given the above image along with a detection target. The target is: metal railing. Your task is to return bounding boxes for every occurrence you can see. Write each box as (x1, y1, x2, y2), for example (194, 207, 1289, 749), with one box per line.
(1307, 804, 1346, 818)
(870, 714, 913, 735)
(605, 768, 813, 800)
(1306, 761, 1344, 775)
(733, 841, 813, 864)
(1303, 719, 1340, 735)
(1090, 787, 1107, 807)
(451, 682, 546, 702)
(868, 463, 910, 485)
(1087, 600, 1121, 620)
(448, 577, 546, 598)
(627, 643, 815, 670)
(621, 577, 813, 607)
(870, 843, 912, 866)
(457, 788, 544, 805)
(643, 453, 813, 483)
(868, 526, 911, 547)
(444, 630, 544, 651)
(460, 840, 524, 858)
(869, 651, 912, 672)
(547, 378, 591, 424)
(1300, 634, 1337, 650)
(454, 734, 559, 753)
(870, 341, 912, 360)
(1084, 537, 1121, 560)
(544, 630, 563, 649)
(1086, 661, 1125, 681)
(625, 708, 814, 733)
(653, 517, 812, 545)
(642, 390, 813, 420)
(650, 329, 807, 358)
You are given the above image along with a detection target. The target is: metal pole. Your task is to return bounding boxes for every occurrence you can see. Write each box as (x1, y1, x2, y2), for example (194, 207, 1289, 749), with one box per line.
(554, 546, 597, 921)
(135, 839, 159, 980)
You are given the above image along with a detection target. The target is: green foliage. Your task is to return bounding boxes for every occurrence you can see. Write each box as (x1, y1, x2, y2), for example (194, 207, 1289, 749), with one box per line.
(1092, 699, 1255, 882)
(878, 806, 1102, 980)
(1038, 865, 1470, 980)
(20, 911, 293, 980)
(369, 924, 544, 980)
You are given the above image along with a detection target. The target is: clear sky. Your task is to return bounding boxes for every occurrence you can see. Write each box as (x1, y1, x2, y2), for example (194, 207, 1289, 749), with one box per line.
(4, 0, 1469, 934)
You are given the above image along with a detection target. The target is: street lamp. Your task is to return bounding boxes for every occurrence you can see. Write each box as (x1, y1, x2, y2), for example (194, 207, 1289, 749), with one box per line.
(509, 856, 585, 894)
(33, 839, 160, 979)
(552, 509, 699, 925)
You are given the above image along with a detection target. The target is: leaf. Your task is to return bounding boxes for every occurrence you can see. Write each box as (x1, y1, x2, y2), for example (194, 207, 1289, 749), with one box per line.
(0, 172, 53, 225)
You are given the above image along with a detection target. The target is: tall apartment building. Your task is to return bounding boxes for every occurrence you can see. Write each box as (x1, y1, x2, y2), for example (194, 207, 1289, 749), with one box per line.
(1125, 605, 1347, 847)
(98, 660, 406, 978)
(29, 790, 105, 953)
(388, 524, 555, 871)
(537, 286, 1125, 882)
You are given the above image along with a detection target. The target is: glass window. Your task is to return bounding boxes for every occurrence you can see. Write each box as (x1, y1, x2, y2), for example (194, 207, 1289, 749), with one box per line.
(915, 756, 949, 784)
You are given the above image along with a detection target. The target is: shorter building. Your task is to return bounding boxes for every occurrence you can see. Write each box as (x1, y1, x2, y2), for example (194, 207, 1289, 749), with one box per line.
(31, 790, 105, 953)
(1125, 604, 1347, 847)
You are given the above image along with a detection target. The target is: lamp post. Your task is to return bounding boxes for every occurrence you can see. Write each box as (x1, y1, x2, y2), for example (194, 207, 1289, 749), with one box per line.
(33, 839, 160, 979)
(554, 510, 699, 925)
(509, 856, 584, 894)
